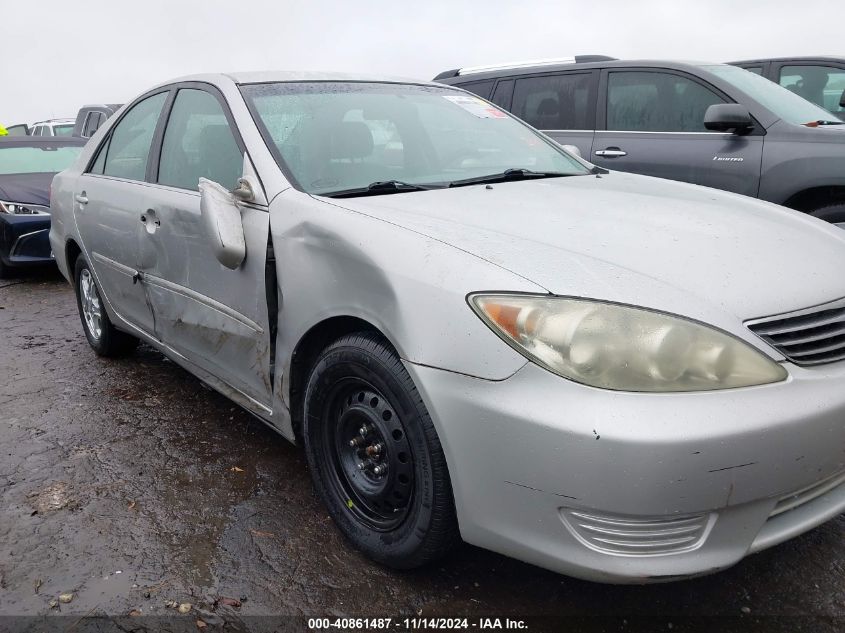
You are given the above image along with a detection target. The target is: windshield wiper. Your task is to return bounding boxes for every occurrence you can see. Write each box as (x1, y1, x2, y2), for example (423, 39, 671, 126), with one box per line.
(805, 120, 845, 127)
(447, 168, 576, 188)
(324, 180, 441, 198)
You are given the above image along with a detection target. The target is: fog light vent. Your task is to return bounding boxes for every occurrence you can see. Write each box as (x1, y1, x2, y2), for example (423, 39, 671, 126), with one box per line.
(560, 508, 715, 556)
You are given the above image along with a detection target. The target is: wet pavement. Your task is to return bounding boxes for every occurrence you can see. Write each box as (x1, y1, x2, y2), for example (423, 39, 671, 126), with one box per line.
(1, 269, 844, 631)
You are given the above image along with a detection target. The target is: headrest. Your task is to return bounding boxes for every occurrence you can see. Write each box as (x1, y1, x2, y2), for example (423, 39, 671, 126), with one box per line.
(329, 121, 374, 160)
(199, 124, 235, 152)
(537, 98, 559, 116)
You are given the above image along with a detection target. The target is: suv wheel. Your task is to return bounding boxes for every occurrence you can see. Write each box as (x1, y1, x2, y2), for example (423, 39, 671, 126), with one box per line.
(303, 332, 460, 569)
(74, 257, 139, 357)
(809, 203, 845, 227)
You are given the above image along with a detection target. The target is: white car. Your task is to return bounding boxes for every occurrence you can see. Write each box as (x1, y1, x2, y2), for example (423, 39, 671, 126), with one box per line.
(49, 72, 845, 583)
(30, 118, 75, 137)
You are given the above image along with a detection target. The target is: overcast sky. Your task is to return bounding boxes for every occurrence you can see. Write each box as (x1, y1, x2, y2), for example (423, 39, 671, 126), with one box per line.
(2, 0, 838, 125)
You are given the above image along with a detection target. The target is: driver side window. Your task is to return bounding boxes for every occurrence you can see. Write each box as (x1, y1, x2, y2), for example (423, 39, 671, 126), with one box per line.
(779, 65, 845, 115)
(607, 71, 727, 132)
(157, 88, 243, 191)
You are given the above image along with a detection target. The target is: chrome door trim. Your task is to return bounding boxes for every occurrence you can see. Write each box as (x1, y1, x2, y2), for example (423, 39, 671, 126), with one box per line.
(595, 130, 735, 136)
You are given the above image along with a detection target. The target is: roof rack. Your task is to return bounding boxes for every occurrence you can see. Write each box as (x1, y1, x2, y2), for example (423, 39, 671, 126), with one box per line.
(433, 55, 617, 80)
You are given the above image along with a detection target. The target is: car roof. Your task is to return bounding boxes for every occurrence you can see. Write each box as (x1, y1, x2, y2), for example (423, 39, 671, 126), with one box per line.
(31, 118, 76, 125)
(0, 136, 86, 147)
(155, 71, 438, 88)
(730, 56, 845, 65)
(434, 58, 724, 82)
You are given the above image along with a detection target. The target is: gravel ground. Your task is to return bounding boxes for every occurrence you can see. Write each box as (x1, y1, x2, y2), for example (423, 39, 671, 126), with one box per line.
(1, 269, 844, 632)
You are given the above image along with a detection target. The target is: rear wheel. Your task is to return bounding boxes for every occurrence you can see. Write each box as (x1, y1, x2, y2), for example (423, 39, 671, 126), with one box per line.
(809, 203, 845, 228)
(74, 257, 139, 357)
(303, 332, 460, 569)
(0, 257, 9, 280)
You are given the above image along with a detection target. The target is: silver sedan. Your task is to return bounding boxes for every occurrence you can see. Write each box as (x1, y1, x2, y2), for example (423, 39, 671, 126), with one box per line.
(49, 72, 845, 583)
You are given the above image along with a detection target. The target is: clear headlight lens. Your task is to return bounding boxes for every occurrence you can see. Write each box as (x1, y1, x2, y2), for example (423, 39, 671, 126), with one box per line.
(470, 294, 787, 392)
(0, 201, 49, 215)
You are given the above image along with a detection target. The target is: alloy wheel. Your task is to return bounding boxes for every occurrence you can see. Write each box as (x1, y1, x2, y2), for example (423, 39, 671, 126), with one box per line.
(79, 269, 103, 341)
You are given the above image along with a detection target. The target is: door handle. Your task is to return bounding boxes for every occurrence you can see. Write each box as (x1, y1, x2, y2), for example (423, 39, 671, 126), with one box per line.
(594, 148, 628, 158)
(74, 193, 88, 205)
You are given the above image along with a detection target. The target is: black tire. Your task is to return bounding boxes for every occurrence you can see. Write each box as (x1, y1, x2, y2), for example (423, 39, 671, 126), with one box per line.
(74, 257, 139, 357)
(0, 257, 10, 280)
(809, 203, 845, 225)
(303, 332, 460, 569)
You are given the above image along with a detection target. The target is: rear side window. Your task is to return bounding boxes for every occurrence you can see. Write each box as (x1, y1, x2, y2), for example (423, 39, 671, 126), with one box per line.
(779, 65, 845, 115)
(157, 88, 243, 191)
(456, 80, 494, 100)
(511, 73, 592, 130)
(102, 92, 167, 181)
(607, 71, 726, 132)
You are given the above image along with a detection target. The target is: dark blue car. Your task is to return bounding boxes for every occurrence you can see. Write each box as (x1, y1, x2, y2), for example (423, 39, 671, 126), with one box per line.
(0, 136, 84, 277)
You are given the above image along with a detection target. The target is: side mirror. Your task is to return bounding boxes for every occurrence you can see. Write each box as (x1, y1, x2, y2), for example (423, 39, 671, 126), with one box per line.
(839, 89, 845, 109)
(198, 178, 246, 270)
(561, 144, 582, 158)
(704, 104, 754, 134)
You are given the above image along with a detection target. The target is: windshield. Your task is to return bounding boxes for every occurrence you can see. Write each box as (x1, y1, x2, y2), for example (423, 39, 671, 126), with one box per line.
(240, 82, 589, 196)
(704, 65, 843, 125)
(52, 124, 75, 136)
(0, 145, 82, 174)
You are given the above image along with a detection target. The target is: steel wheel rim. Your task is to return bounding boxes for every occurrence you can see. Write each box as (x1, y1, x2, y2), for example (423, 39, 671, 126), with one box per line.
(80, 269, 103, 341)
(322, 379, 415, 531)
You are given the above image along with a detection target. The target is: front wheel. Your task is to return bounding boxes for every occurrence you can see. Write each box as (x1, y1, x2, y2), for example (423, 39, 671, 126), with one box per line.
(74, 257, 139, 357)
(303, 332, 460, 569)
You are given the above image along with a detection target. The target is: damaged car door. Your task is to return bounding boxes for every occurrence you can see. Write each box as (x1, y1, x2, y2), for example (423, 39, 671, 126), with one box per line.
(138, 85, 274, 413)
(75, 91, 169, 336)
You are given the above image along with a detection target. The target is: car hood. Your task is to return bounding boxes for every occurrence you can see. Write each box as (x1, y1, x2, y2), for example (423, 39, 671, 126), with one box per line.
(0, 172, 54, 207)
(325, 172, 845, 321)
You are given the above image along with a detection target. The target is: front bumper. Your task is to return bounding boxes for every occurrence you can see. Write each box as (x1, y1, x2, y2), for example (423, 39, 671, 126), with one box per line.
(406, 359, 845, 583)
(0, 213, 53, 267)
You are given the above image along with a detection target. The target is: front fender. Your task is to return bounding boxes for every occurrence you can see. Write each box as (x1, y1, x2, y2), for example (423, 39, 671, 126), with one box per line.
(759, 123, 845, 205)
(270, 190, 542, 387)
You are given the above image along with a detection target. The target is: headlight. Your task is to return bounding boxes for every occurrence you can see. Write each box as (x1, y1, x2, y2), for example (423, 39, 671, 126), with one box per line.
(0, 201, 49, 215)
(470, 294, 787, 392)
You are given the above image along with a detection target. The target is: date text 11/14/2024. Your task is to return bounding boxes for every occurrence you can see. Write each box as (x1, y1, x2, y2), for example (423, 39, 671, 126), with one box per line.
(307, 618, 529, 630)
